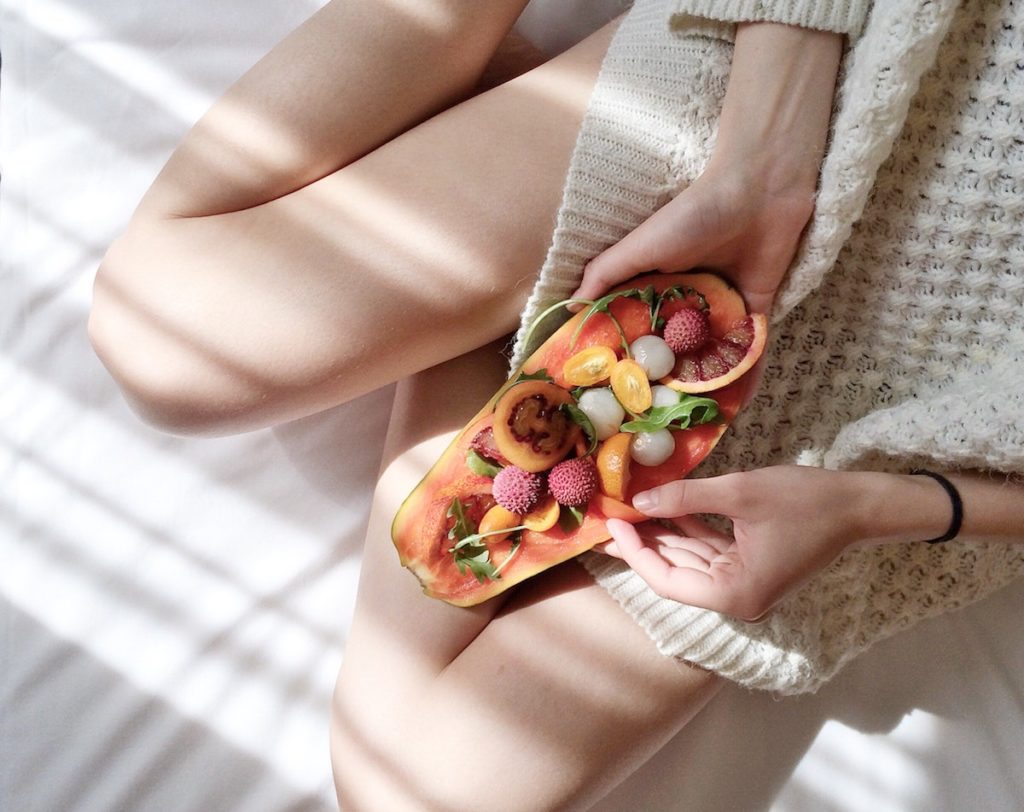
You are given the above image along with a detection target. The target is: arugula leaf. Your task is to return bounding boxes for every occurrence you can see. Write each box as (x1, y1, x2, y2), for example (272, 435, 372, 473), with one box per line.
(516, 368, 553, 383)
(447, 498, 529, 583)
(465, 449, 501, 478)
(570, 288, 641, 355)
(558, 504, 586, 533)
(520, 297, 595, 358)
(639, 284, 657, 310)
(561, 403, 598, 456)
(450, 532, 525, 583)
(619, 396, 720, 433)
(453, 546, 500, 583)
(446, 497, 476, 541)
(651, 284, 709, 331)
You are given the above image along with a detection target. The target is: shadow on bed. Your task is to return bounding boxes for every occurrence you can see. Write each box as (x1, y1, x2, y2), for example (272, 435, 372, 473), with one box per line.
(593, 577, 1024, 810)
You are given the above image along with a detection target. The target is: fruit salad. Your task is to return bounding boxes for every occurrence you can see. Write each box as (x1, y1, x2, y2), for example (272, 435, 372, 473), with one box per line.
(392, 272, 767, 606)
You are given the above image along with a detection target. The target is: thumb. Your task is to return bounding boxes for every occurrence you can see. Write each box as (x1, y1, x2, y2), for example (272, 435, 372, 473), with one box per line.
(573, 230, 655, 304)
(632, 475, 741, 519)
(571, 194, 711, 303)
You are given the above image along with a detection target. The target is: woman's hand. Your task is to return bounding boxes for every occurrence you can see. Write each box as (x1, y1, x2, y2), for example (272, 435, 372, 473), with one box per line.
(572, 23, 844, 317)
(572, 163, 814, 317)
(601, 467, 955, 622)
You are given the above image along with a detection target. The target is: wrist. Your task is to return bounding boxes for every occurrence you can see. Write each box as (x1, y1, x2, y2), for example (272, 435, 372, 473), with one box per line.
(847, 472, 954, 547)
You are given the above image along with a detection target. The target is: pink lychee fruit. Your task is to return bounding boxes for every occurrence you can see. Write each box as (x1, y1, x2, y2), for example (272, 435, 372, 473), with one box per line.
(548, 457, 599, 506)
(492, 465, 544, 514)
(663, 308, 710, 354)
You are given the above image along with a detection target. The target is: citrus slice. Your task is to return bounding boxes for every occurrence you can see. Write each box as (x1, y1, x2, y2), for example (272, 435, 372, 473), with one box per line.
(662, 313, 768, 394)
(596, 432, 632, 501)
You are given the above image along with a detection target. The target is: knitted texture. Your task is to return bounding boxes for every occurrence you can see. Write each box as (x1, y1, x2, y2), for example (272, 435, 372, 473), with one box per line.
(510, 0, 1024, 694)
(670, 0, 870, 37)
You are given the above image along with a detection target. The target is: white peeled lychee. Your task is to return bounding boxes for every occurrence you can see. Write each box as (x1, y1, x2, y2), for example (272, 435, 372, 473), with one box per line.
(577, 387, 625, 440)
(629, 335, 676, 380)
(651, 385, 681, 409)
(629, 429, 675, 467)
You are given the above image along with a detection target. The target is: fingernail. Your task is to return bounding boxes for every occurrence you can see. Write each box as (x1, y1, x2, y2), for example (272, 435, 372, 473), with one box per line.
(633, 490, 659, 512)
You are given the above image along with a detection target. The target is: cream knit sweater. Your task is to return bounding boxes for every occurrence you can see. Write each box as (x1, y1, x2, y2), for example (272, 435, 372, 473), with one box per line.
(509, 0, 1024, 694)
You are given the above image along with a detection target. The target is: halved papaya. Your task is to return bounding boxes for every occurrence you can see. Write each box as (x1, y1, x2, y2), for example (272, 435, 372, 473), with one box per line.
(392, 271, 765, 607)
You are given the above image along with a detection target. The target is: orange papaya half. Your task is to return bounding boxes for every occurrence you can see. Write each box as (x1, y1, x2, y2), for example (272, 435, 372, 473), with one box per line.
(392, 271, 765, 607)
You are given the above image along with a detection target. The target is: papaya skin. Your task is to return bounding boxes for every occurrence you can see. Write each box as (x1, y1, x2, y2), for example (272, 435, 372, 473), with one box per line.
(392, 271, 760, 607)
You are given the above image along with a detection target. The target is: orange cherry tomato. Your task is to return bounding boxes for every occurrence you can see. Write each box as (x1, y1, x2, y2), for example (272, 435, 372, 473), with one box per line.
(563, 346, 618, 387)
(523, 494, 560, 532)
(610, 359, 652, 413)
(596, 432, 632, 501)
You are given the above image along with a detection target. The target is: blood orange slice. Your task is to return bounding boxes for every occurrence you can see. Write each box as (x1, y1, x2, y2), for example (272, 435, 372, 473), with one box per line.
(662, 312, 768, 394)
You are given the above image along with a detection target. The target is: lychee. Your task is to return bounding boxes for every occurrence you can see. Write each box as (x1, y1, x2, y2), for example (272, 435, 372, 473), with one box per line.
(663, 308, 710, 354)
(491, 465, 544, 514)
(548, 456, 599, 506)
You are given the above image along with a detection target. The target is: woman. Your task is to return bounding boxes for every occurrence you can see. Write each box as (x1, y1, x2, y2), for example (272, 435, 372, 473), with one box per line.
(89, 0, 1024, 808)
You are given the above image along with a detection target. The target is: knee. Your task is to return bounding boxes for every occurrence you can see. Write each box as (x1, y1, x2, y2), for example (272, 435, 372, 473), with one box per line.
(89, 235, 257, 436)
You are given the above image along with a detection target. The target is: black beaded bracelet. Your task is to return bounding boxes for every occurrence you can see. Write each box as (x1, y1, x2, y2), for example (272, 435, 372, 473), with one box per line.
(910, 469, 964, 544)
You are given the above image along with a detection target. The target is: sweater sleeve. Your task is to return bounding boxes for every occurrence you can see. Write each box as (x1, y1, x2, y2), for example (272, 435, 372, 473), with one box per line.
(669, 1, 871, 39)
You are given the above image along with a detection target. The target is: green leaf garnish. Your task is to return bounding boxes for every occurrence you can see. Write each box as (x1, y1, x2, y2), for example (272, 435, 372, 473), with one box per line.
(570, 288, 643, 356)
(558, 504, 586, 533)
(640, 284, 657, 310)
(446, 497, 475, 541)
(466, 449, 501, 478)
(650, 284, 708, 331)
(520, 297, 595, 358)
(619, 396, 720, 433)
(514, 368, 554, 384)
(447, 499, 530, 583)
(561, 403, 598, 456)
(452, 546, 500, 582)
(449, 526, 528, 583)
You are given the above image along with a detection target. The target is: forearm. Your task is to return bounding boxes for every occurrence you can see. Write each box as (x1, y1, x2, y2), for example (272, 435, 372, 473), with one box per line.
(851, 470, 1024, 546)
(709, 23, 843, 195)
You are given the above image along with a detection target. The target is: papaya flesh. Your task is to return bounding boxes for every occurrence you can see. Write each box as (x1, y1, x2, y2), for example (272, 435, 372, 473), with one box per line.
(392, 271, 762, 607)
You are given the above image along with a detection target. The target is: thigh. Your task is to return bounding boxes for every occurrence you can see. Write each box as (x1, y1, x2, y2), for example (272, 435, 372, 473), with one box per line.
(92, 21, 619, 434)
(332, 342, 722, 812)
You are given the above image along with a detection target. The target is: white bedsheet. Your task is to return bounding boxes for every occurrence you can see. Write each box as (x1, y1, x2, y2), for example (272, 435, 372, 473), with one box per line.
(3, 1, 1021, 810)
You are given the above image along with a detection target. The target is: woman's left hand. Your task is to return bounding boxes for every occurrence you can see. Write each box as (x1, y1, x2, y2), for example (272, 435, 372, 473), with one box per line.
(601, 466, 949, 622)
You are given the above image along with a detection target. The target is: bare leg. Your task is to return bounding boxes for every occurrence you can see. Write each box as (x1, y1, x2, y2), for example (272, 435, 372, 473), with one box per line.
(90, 7, 616, 435)
(332, 342, 722, 811)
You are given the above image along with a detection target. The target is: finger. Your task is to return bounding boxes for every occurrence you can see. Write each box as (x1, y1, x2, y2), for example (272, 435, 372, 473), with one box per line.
(611, 519, 725, 607)
(571, 194, 715, 303)
(571, 224, 658, 303)
(632, 476, 741, 519)
(643, 530, 722, 564)
(591, 539, 622, 558)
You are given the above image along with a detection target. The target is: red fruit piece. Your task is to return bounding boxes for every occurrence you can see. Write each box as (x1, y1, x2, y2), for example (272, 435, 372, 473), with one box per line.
(469, 426, 509, 465)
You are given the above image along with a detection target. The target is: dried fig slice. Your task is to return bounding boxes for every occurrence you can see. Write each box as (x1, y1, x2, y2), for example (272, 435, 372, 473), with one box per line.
(492, 381, 580, 473)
